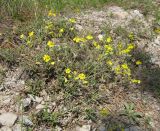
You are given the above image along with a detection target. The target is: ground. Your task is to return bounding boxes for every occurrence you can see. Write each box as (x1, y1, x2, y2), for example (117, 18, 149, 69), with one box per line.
(0, 1, 160, 131)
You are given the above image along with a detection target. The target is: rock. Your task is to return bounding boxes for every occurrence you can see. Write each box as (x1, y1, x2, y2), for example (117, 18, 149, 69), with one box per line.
(97, 125, 106, 131)
(0, 85, 5, 91)
(75, 125, 91, 131)
(40, 90, 48, 97)
(2, 96, 11, 105)
(0, 112, 18, 127)
(146, 35, 160, 66)
(98, 34, 104, 41)
(55, 126, 62, 131)
(22, 98, 32, 109)
(75, 24, 83, 31)
(125, 126, 141, 131)
(107, 6, 129, 19)
(35, 96, 43, 103)
(130, 10, 143, 19)
(28, 94, 43, 103)
(12, 124, 21, 131)
(36, 104, 45, 110)
(19, 116, 33, 126)
(28, 94, 35, 101)
(0, 126, 12, 131)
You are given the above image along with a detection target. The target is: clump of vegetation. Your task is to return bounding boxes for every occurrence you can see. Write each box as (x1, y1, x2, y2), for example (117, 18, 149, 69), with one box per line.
(0, 11, 144, 128)
(121, 103, 142, 124)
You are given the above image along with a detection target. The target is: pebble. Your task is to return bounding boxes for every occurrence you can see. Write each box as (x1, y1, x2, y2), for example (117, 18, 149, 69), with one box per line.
(0, 112, 18, 127)
(97, 125, 106, 131)
(19, 116, 33, 126)
(75, 125, 91, 131)
(36, 104, 45, 110)
(125, 126, 141, 131)
(22, 98, 32, 108)
(12, 124, 22, 131)
(0, 126, 12, 131)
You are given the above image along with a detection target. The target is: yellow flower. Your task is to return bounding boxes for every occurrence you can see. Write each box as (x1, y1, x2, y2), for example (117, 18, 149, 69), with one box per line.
(51, 61, 55, 65)
(93, 41, 101, 49)
(45, 22, 53, 30)
(78, 73, 86, 80)
(27, 40, 31, 45)
(47, 41, 55, 48)
(65, 68, 71, 74)
(131, 79, 141, 84)
(73, 37, 81, 43)
(120, 43, 135, 54)
(93, 41, 98, 46)
(64, 77, 68, 83)
(96, 45, 101, 49)
(74, 76, 79, 80)
(128, 33, 134, 40)
(154, 28, 160, 34)
(68, 74, 72, 78)
(48, 10, 56, 17)
(107, 60, 113, 66)
(105, 44, 113, 54)
(69, 27, 74, 31)
(69, 18, 76, 23)
(59, 28, 64, 33)
(121, 63, 131, 76)
(43, 55, 51, 62)
(136, 60, 142, 65)
(28, 31, 34, 37)
(127, 43, 135, 50)
(114, 65, 121, 74)
(80, 38, 86, 42)
(86, 35, 93, 40)
(99, 108, 110, 116)
(118, 42, 123, 49)
(20, 34, 25, 39)
(83, 80, 88, 84)
(121, 63, 128, 69)
(73, 37, 86, 43)
(73, 71, 77, 75)
(35, 62, 41, 65)
(48, 32, 54, 35)
(106, 37, 112, 43)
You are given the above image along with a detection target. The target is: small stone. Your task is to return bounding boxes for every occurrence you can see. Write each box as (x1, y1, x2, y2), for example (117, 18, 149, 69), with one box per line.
(130, 10, 143, 18)
(55, 126, 62, 131)
(108, 6, 129, 19)
(20, 116, 33, 126)
(0, 85, 5, 91)
(98, 125, 106, 131)
(35, 96, 43, 103)
(40, 90, 47, 97)
(28, 94, 43, 103)
(28, 94, 35, 101)
(0, 126, 12, 131)
(0, 112, 18, 127)
(75, 125, 91, 131)
(98, 34, 104, 41)
(22, 98, 32, 108)
(125, 126, 141, 131)
(75, 24, 83, 31)
(2, 96, 11, 105)
(36, 104, 45, 110)
(12, 124, 21, 131)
